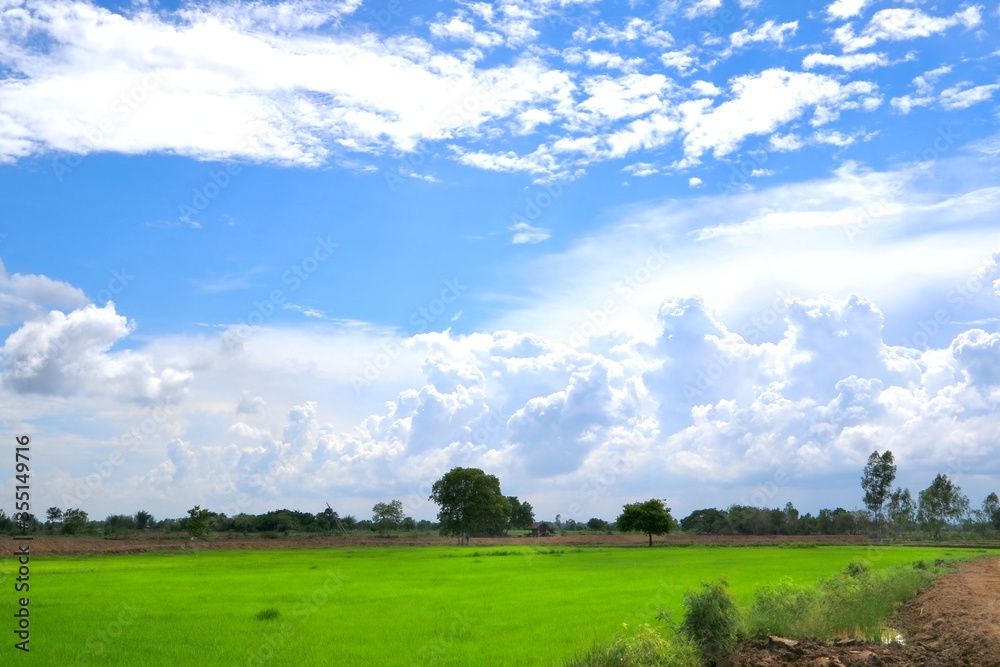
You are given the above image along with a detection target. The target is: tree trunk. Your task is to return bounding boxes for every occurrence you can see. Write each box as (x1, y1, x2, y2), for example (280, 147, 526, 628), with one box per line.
(648, 532, 653, 547)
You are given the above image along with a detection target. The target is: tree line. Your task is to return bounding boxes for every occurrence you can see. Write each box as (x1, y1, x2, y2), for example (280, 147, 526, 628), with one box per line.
(10, 453, 997, 541)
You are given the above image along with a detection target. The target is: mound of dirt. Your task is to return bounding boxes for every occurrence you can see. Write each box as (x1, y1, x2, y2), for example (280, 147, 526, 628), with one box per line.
(727, 556, 1000, 667)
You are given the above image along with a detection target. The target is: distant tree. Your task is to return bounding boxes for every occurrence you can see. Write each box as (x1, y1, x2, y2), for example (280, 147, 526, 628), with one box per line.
(104, 514, 138, 537)
(918, 474, 969, 540)
(416, 519, 435, 531)
(429, 467, 511, 544)
(586, 517, 609, 531)
(680, 508, 727, 534)
(617, 499, 674, 547)
(61, 508, 89, 535)
(46, 507, 63, 523)
(401, 516, 416, 531)
(340, 515, 357, 530)
(861, 450, 896, 537)
(186, 505, 212, 540)
(782, 502, 799, 534)
(372, 500, 405, 537)
(981, 492, 1000, 530)
(135, 510, 154, 531)
(507, 496, 535, 530)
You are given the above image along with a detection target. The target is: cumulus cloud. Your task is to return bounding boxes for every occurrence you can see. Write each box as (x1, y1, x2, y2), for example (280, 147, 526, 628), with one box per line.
(0, 303, 191, 403)
(0, 259, 87, 325)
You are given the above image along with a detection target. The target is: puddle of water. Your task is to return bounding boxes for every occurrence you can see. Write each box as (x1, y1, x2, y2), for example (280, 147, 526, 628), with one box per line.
(880, 628, 905, 645)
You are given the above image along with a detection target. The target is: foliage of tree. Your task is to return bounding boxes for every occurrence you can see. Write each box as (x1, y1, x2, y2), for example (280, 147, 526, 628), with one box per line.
(980, 492, 1000, 530)
(617, 499, 674, 547)
(135, 510, 154, 531)
(586, 517, 609, 531)
(61, 508, 89, 535)
(886, 487, 916, 535)
(372, 499, 405, 536)
(918, 474, 969, 540)
(861, 450, 896, 536)
(185, 505, 212, 540)
(507, 496, 535, 530)
(680, 508, 728, 534)
(429, 467, 511, 544)
(46, 507, 63, 522)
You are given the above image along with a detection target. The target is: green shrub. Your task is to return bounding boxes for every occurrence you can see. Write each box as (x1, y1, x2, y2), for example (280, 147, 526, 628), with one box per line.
(565, 624, 700, 667)
(679, 579, 739, 667)
(255, 608, 280, 621)
(842, 560, 871, 577)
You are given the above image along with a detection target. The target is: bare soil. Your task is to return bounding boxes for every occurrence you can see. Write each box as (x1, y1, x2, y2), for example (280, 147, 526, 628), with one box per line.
(21, 532, 873, 555)
(727, 556, 1000, 667)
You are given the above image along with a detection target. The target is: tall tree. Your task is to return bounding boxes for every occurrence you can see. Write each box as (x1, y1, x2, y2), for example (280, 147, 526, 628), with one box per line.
(507, 496, 535, 530)
(861, 450, 896, 537)
(616, 499, 674, 547)
(134, 510, 154, 531)
(917, 474, 969, 540)
(429, 467, 511, 544)
(372, 500, 404, 537)
(186, 505, 211, 540)
(886, 487, 915, 536)
(981, 492, 1000, 530)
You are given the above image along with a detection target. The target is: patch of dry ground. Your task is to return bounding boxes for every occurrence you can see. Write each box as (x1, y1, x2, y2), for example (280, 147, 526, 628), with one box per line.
(728, 556, 1000, 667)
(22, 532, 872, 555)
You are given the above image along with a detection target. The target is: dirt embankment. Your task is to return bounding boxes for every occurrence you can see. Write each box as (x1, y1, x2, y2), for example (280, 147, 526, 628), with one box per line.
(728, 556, 1000, 667)
(17, 532, 873, 555)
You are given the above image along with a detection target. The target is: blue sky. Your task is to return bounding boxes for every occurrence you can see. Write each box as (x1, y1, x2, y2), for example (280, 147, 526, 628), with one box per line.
(1, 0, 1000, 523)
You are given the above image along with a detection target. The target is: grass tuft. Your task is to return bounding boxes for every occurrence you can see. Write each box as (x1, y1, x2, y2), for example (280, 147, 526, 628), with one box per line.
(565, 624, 700, 667)
(256, 608, 280, 621)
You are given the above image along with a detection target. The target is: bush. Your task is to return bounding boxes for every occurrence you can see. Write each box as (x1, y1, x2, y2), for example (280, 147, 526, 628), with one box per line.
(842, 560, 871, 577)
(565, 624, 700, 667)
(679, 579, 739, 667)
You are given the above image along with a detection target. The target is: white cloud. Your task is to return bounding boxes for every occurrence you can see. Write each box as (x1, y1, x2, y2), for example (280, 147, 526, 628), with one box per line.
(0, 0, 574, 164)
(727, 20, 799, 53)
(685, 0, 722, 19)
(660, 47, 699, 74)
(679, 68, 877, 164)
(0, 259, 87, 325)
(429, 14, 504, 48)
(803, 52, 888, 72)
(510, 222, 553, 244)
(0, 303, 192, 402)
(940, 82, 1000, 110)
(573, 17, 674, 49)
(826, 0, 872, 20)
(689, 177, 703, 187)
(835, 6, 983, 52)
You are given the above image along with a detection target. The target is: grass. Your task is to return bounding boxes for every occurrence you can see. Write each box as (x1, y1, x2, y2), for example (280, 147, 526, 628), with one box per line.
(741, 558, 945, 642)
(2, 545, 980, 666)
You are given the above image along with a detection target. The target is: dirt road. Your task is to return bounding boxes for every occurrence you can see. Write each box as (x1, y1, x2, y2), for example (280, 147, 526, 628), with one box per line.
(730, 556, 1000, 666)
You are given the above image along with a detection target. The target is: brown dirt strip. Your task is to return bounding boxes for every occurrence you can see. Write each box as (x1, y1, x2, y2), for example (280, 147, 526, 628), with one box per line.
(727, 555, 1000, 667)
(18, 532, 875, 555)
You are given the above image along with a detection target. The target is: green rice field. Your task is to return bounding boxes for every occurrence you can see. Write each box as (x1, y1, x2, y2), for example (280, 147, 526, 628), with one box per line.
(7, 544, 982, 666)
